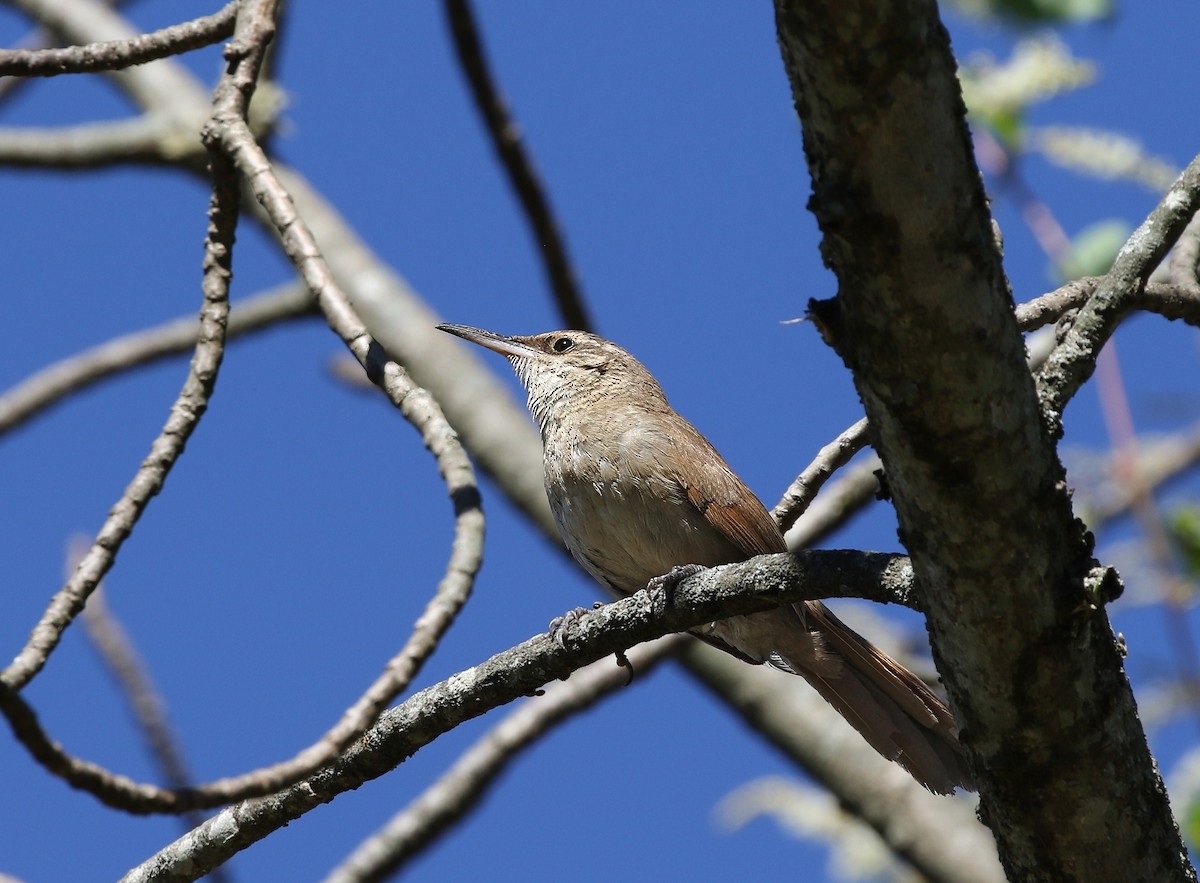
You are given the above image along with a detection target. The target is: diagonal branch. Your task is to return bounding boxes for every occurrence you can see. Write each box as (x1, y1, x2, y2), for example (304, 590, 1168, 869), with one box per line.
(443, 0, 592, 330)
(79, 581, 234, 883)
(0, 53, 241, 695)
(118, 549, 922, 880)
(773, 1, 1192, 879)
(0, 1, 238, 76)
(1036, 154, 1200, 430)
(322, 637, 683, 883)
(0, 282, 315, 437)
(773, 416, 870, 534)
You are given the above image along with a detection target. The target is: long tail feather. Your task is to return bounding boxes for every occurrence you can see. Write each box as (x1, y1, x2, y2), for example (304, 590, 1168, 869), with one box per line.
(705, 603, 972, 794)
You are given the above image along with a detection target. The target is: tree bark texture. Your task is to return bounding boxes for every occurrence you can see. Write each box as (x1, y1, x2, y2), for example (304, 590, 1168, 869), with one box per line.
(772, 1, 1193, 880)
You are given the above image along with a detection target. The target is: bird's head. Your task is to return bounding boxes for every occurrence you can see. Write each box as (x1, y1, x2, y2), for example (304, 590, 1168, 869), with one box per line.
(437, 324, 666, 432)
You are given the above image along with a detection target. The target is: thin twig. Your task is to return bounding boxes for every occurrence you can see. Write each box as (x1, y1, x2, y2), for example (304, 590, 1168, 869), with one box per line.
(0, 116, 185, 167)
(443, 0, 592, 331)
(0, 0, 123, 105)
(0, 1, 239, 76)
(0, 34, 242, 695)
(782, 456, 882, 550)
(80, 585, 234, 883)
(1015, 278, 1200, 332)
(0, 0, 239, 803)
(0, 0, 462, 815)
(12, 0, 218, 125)
(81, 587, 199, 803)
(0, 282, 315, 437)
(4, 0, 479, 819)
(773, 278, 1200, 547)
(773, 417, 870, 534)
(1084, 421, 1200, 530)
(1036, 152, 1200, 429)
(322, 637, 683, 883)
(1168, 213, 1200, 292)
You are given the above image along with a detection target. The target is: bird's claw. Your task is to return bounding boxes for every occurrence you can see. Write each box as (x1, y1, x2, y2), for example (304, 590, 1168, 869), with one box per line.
(646, 564, 705, 605)
(548, 606, 591, 648)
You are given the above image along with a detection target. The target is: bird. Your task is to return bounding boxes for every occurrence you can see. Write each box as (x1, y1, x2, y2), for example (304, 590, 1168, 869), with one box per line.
(437, 323, 973, 794)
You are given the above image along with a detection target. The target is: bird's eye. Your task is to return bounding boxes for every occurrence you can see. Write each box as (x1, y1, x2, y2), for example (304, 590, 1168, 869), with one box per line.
(551, 337, 574, 353)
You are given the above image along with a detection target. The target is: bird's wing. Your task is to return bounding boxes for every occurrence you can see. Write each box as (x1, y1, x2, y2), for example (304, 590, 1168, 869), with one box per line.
(674, 422, 787, 558)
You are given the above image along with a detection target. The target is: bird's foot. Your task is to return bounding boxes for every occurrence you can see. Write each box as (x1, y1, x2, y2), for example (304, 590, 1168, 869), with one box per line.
(548, 603, 600, 648)
(647, 564, 705, 605)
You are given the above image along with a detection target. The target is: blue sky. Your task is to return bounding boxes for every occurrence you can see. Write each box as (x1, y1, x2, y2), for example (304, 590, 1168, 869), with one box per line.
(2, 3, 1198, 881)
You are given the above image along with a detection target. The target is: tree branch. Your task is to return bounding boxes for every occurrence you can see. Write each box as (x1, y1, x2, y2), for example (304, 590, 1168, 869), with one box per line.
(79, 582, 233, 883)
(8, 1, 1001, 870)
(118, 550, 922, 880)
(1017, 278, 1200, 332)
(0, 116, 183, 167)
(773, 1, 1193, 879)
(0, 30, 241, 692)
(679, 643, 1003, 883)
(322, 637, 683, 883)
(773, 416, 870, 534)
(442, 0, 592, 331)
(0, 282, 315, 437)
(0, 0, 484, 817)
(0, 1, 238, 76)
(1036, 154, 1200, 430)
(1082, 420, 1200, 531)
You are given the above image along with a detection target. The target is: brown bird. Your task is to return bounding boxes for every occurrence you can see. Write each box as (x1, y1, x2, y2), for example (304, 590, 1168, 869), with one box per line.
(438, 324, 973, 794)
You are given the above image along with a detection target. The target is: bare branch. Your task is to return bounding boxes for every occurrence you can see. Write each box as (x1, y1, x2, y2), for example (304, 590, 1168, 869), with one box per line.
(442, 0, 592, 331)
(80, 582, 237, 883)
(0, 0, 130, 107)
(323, 638, 683, 883)
(11, 0, 215, 125)
(0, 116, 183, 167)
(0, 1, 239, 77)
(118, 549, 921, 880)
(775, 277, 1200, 549)
(1083, 421, 1200, 530)
(1168, 212, 1200, 292)
(1, 552, 908, 823)
(81, 586, 199, 800)
(783, 456, 881, 550)
(81, 584, 236, 883)
(1, 0, 481, 820)
(1016, 278, 1200, 332)
(0, 63, 241, 694)
(2, 341, 482, 813)
(0, 282, 315, 437)
(773, 417, 870, 534)
(1036, 153, 1200, 429)
(681, 643, 1002, 883)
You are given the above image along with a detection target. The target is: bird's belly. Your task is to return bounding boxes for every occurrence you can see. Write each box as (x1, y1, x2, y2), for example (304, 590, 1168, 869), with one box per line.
(547, 473, 740, 594)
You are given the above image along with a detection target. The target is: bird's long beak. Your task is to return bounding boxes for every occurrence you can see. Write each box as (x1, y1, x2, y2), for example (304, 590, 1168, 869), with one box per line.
(437, 324, 539, 359)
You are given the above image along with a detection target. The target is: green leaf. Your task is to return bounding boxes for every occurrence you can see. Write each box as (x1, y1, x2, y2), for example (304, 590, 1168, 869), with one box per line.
(1185, 795, 1200, 852)
(1168, 507, 1200, 580)
(1054, 220, 1131, 280)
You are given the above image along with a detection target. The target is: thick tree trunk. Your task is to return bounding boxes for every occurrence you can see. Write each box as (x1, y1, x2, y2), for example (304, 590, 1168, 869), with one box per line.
(772, 1, 1194, 879)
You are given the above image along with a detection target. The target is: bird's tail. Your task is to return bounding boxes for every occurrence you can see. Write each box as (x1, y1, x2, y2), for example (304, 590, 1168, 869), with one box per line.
(706, 602, 973, 795)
